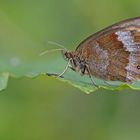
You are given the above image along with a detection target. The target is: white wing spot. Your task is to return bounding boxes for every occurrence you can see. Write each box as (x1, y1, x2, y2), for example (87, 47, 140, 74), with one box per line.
(91, 43, 109, 75)
(116, 30, 139, 81)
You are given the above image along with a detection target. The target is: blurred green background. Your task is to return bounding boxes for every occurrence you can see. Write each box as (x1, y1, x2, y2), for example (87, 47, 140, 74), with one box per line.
(0, 0, 140, 140)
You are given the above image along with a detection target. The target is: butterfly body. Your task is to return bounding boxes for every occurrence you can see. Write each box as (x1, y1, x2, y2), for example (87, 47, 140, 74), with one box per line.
(63, 17, 140, 83)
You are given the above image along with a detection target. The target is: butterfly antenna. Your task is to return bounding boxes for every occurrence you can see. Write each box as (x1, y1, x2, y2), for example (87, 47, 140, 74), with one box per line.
(47, 41, 67, 50)
(39, 48, 64, 56)
(39, 41, 67, 56)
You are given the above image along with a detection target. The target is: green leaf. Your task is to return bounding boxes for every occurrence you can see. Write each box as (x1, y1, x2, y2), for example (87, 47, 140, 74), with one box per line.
(54, 71, 140, 94)
(0, 73, 9, 91)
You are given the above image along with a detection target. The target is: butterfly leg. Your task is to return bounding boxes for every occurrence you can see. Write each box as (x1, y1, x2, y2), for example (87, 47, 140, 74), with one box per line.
(57, 59, 72, 77)
(103, 80, 112, 86)
(46, 59, 72, 78)
(89, 75, 99, 88)
(85, 64, 99, 88)
(46, 73, 64, 78)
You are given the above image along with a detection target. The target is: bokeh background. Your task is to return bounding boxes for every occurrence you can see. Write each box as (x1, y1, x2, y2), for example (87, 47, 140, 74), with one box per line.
(0, 0, 140, 140)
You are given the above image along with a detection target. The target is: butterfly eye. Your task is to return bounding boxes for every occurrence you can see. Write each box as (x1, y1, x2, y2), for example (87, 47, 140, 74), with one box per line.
(137, 65, 140, 70)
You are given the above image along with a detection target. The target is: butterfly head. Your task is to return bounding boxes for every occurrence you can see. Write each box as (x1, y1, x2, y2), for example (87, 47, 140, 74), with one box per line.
(62, 50, 87, 75)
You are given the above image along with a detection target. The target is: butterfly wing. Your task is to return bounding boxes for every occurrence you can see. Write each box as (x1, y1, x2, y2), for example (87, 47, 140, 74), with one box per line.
(115, 27, 140, 82)
(76, 17, 140, 51)
(76, 17, 140, 82)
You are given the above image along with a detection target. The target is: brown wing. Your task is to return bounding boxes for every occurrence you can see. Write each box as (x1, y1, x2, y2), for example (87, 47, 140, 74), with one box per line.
(115, 27, 140, 82)
(76, 23, 140, 82)
(97, 27, 140, 82)
(76, 17, 140, 51)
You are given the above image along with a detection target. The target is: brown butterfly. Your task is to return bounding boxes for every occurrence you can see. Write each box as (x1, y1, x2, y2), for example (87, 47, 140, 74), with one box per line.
(43, 17, 140, 86)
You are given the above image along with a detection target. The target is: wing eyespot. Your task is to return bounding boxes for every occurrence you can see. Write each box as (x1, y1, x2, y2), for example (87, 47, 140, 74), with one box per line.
(137, 65, 140, 70)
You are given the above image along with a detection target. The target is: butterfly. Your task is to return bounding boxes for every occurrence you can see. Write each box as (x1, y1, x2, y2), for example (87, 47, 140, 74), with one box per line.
(61, 17, 140, 85)
(42, 17, 140, 86)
